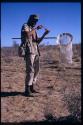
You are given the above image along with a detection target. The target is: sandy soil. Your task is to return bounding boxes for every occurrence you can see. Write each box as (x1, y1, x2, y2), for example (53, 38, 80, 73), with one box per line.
(1, 45, 81, 123)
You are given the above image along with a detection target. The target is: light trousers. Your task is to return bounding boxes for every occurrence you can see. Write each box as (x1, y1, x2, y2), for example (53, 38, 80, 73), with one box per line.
(25, 54, 39, 87)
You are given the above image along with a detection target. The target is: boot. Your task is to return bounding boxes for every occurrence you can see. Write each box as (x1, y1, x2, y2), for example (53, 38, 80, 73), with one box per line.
(24, 86, 34, 97)
(30, 85, 39, 93)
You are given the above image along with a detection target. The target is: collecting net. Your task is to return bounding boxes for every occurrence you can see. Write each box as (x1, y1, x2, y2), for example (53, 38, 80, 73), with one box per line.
(56, 33, 73, 64)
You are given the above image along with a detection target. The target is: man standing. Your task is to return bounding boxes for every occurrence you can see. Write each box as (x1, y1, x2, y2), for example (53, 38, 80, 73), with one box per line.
(20, 14, 50, 96)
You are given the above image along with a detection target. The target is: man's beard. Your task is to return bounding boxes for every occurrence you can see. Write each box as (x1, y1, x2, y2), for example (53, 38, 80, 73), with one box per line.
(31, 22, 36, 27)
(27, 19, 37, 28)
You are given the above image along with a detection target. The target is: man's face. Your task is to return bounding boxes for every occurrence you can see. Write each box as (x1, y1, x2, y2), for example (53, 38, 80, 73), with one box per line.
(30, 19, 38, 27)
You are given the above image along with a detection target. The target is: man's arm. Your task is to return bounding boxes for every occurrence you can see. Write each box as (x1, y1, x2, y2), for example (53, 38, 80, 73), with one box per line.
(37, 29, 50, 44)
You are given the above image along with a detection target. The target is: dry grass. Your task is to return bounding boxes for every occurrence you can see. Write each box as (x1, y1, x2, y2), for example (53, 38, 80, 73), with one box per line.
(1, 44, 81, 123)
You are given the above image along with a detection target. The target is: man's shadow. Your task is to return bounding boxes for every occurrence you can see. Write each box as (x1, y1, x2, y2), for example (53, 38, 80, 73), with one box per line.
(1, 92, 24, 97)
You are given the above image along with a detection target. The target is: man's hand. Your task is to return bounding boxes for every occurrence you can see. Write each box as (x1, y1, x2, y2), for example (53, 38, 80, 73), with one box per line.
(36, 25, 43, 30)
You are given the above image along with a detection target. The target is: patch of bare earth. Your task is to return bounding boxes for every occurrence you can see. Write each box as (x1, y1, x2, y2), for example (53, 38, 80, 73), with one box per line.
(1, 45, 81, 123)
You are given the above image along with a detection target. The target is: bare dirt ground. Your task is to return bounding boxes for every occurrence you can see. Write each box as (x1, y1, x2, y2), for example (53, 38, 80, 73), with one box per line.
(1, 45, 81, 123)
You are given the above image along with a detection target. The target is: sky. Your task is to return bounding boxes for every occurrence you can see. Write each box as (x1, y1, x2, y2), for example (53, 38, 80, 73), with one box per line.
(1, 2, 81, 47)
